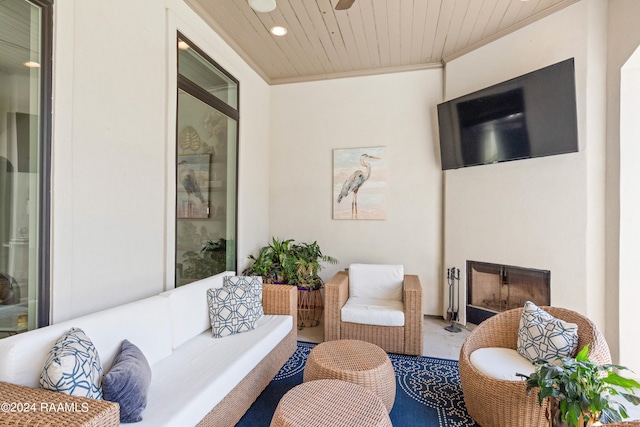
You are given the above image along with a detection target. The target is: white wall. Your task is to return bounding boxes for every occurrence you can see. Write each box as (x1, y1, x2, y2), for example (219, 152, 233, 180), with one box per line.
(443, 1, 608, 329)
(619, 49, 640, 372)
(606, 0, 640, 368)
(270, 70, 444, 315)
(43, 0, 639, 370)
(50, 0, 271, 322)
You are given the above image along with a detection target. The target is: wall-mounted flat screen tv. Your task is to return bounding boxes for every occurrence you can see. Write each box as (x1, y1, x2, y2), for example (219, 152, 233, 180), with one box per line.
(437, 58, 579, 170)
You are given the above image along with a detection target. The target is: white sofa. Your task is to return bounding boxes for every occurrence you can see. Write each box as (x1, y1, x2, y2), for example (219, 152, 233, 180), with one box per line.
(0, 271, 297, 426)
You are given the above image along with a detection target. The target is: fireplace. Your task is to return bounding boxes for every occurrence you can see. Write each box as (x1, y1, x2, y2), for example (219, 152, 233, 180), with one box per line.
(466, 261, 550, 324)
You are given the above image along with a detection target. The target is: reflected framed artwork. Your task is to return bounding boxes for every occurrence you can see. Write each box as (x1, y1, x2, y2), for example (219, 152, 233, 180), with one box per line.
(177, 154, 210, 218)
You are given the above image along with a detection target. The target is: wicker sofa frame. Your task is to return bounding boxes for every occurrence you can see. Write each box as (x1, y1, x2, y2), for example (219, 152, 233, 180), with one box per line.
(324, 271, 423, 356)
(459, 306, 611, 427)
(0, 382, 120, 427)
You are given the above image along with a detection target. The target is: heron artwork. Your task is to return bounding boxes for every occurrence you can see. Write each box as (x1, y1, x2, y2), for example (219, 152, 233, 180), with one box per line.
(178, 158, 206, 218)
(337, 153, 380, 218)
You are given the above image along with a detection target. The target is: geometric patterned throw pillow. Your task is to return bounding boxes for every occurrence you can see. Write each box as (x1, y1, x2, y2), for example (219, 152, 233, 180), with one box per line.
(39, 327, 104, 399)
(207, 284, 261, 338)
(223, 275, 264, 319)
(517, 301, 579, 363)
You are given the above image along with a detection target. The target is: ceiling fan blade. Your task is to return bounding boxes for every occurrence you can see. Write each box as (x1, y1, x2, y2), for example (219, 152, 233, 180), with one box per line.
(335, 0, 356, 10)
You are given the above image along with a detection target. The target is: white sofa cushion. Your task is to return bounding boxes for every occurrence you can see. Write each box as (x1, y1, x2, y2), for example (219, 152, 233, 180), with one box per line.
(517, 301, 579, 363)
(0, 295, 172, 388)
(134, 314, 291, 427)
(348, 264, 404, 301)
(470, 347, 536, 381)
(159, 271, 231, 349)
(341, 297, 404, 327)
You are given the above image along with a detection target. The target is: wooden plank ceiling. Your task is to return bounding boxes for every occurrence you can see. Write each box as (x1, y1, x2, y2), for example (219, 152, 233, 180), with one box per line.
(0, 0, 35, 76)
(186, 0, 579, 85)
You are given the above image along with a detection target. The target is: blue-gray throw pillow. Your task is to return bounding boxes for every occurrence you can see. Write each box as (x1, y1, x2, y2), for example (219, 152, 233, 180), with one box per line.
(102, 340, 152, 423)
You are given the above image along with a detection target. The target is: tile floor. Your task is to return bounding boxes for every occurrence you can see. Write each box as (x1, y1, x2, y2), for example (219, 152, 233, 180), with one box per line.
(297, 315, 474, 360)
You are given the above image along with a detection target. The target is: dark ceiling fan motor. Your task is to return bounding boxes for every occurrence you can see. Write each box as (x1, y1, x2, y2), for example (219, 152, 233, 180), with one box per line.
(335, 0, 356, 10)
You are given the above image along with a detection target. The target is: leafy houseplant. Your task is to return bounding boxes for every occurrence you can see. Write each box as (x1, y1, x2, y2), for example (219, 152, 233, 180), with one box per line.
(182, 238, 229, 281)
(243, 238, 337, 328)
(242, 238, 337, 289)
(519, 345, 640, 427)
(283, 240, 338, 290)
(242, 238, 292, 284)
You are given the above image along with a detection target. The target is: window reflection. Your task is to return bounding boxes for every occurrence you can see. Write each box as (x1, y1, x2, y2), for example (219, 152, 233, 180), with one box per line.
(0, 0, 49, 337)
(176, 36, 238, 286)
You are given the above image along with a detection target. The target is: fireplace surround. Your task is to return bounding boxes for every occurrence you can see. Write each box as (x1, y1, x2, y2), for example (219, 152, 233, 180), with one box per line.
(466, 261, 550, 324)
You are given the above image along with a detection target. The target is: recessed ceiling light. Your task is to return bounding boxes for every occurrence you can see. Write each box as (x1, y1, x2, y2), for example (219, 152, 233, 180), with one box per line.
(271, 26, 287, 36)
(177, 40, 190, 50)
(248, 0, 276, 13)
(24, 61, 40, 68)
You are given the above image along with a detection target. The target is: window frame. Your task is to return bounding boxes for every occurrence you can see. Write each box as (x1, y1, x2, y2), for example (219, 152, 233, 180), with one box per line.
(31, 0, 53, 328)
(175, 32, 240, 281)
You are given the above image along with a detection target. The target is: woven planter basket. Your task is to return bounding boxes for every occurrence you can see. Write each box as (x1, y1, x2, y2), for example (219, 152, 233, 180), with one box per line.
(297, 288, 323, 329)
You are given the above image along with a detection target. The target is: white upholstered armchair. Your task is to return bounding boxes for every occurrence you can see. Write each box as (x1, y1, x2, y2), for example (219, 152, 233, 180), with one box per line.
(324, 264, 423, 356)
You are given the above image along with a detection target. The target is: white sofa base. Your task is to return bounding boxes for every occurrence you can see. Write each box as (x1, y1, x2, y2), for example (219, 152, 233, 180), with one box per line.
(143, 316, 291, 427)
(197, 329, 296, 427)
(0, 272, 297, 427)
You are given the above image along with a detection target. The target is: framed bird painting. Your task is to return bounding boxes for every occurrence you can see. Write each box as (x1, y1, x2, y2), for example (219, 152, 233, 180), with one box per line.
(177, 154, 210, 218)
(333, 147, 387, 220)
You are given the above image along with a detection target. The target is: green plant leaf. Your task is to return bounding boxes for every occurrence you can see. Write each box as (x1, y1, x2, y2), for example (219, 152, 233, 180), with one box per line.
(601, 406, 624, 423)
(565, 401, 582, 426)
(576, 344, 590, 362)
(604, 373, 640, 389)
(619, 391, 640, 406)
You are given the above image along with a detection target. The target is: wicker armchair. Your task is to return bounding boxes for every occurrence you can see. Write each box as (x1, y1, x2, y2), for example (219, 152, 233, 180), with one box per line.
(324, 270, 423, 356)
(459, 306, 611, 427)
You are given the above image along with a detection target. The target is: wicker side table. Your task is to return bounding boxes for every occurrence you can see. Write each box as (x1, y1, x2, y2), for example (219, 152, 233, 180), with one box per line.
(0, 381, 120, 427)
(303, 339, 396, 412)
(270, 379, 391, 427)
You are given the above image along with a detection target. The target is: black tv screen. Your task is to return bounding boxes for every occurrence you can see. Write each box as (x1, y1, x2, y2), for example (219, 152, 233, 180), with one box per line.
(437, 58, 579, 170)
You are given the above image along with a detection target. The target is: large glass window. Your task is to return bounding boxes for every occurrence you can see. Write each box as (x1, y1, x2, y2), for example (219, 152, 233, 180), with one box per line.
(176, 35, 238, 286)
(0, 0, 52, 337)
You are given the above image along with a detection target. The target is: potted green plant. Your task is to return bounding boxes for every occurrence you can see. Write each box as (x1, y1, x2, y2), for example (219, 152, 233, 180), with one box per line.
(285, 240, 337, 329)
(242, 237, 294, 283)
(242, 238, 337, 286)
(243, 238, 337, 328)
(518, 345, 640, 427)
(182, 238, 228, 284)
(242, 244, 277, 282)
(284, 241, 338, 290)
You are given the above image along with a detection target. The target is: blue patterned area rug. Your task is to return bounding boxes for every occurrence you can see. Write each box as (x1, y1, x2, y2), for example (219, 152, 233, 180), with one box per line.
(236, 341, 480, 427)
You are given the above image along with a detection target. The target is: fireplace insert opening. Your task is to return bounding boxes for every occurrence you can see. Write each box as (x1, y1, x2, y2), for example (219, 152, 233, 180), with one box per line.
(466, 261, 550, 324)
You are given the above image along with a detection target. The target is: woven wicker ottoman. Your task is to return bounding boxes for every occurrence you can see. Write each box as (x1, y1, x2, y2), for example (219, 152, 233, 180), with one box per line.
(303, 339, 396, 412)
(270, 379, 391, 427)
